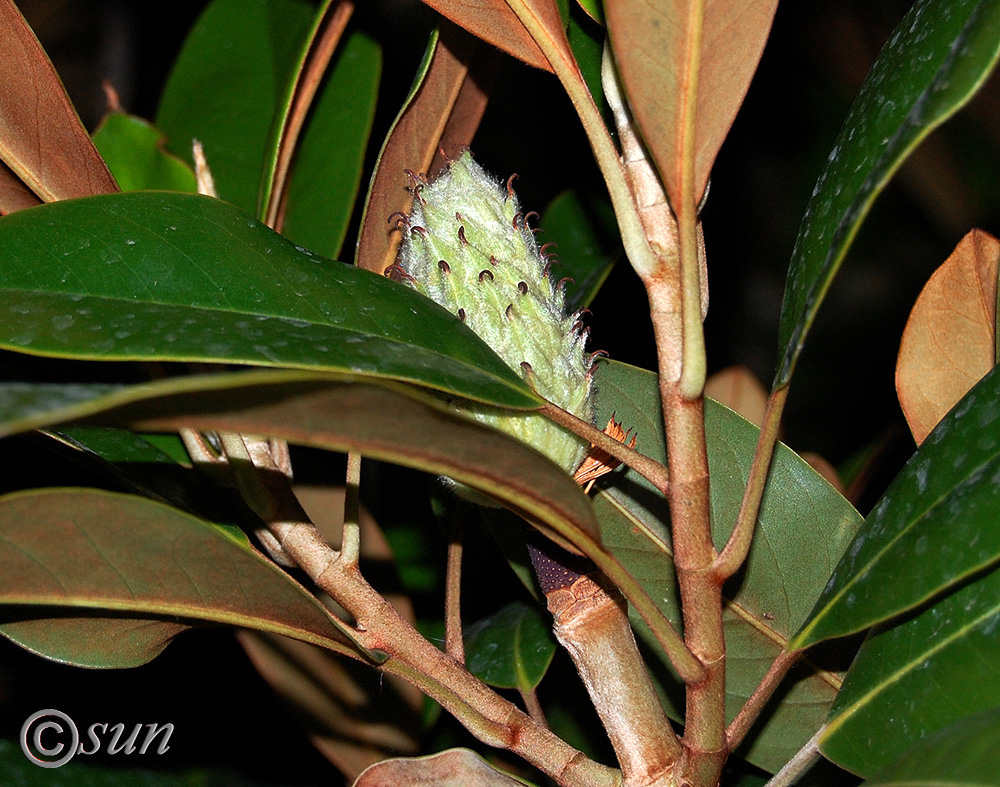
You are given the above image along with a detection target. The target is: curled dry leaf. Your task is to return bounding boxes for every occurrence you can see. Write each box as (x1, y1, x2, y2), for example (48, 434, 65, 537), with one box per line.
(896, 229, 999, 444)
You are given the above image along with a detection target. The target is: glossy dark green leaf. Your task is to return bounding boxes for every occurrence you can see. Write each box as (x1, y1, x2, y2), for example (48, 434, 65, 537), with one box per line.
(0, 382, 123, 437)
(590, 360, 862, 772)
(155, 0, 315, 213)
(0, 192, 538, 408)
(792, 364, 1000, 650)
(0, 488, 370, 668)
(91, 113, 197, 193)
(46, 426, 186, 465)
(566, 11, 604, 113)
(861, 704, 1000, 786)
(540, 189, 618, 311)
(464, 601, 557, 692)
(775, 0, 1000, 387)
(279, 29, 381, 260)
(819, 564, 1000, 776)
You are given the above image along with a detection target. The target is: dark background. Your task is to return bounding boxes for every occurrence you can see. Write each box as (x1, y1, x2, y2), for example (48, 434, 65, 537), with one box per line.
(5, 0, 1000, 783)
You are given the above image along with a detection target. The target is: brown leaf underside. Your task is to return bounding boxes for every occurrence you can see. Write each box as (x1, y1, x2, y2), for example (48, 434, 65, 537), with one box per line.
(604, 0, 778, 206)
(357, 23, 493, 274)
(419, 0, 554, 72)
(0, 0, 117, 203)
(896, 229, 999, 444)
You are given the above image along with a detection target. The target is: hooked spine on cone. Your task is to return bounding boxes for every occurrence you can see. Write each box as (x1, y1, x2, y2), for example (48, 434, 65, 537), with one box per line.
(386, 151, 598, 480)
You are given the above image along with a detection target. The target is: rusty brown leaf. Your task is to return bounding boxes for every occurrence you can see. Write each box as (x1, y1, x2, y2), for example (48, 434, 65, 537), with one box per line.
(419, 0, 555, 72)
(0, 0, 117, 202)
(604, 0, 778, 207)
(357, 24, 494, 274)
(705, 365, 768, 428)
(896, 229, 1000, 444)
(0, 158, 41, 214)
(355, 748, 528, 786)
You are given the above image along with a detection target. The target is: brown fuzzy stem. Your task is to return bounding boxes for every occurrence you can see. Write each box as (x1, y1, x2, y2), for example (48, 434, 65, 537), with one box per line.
(531, 544, 682, 785)
(272, 520, 619, 787)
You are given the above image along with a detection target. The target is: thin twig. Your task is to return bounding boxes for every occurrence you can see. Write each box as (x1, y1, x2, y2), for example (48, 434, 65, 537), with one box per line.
(763, 726, 825, 787)
(726, 649, 801, 751)
(674, 0, 709, 401)
(445, 514, 465, 664)
(539, 400, 670, 495)
(519, 687, 549, 729)
(340, 452, 362, 566)
(715, 386, 790, 579)
(217, 444, 618, 786)
(267, 514, 620, 787)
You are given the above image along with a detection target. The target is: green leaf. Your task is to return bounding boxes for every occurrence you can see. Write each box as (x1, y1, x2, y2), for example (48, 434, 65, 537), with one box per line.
(819, 564, 1000, 776)
(155, 0, 315, 213)
(574, 0, 604, 26)
(0, 382, 124, 437)
(45, 426, 186, 465)
(0, 371, 601, 586)
(37, 427, 250, 537)
(861, 705, 1000, 786)
(566, 11, 605, 113)
(278, 29, 381, 260)
(792, 364, 1000, 650)
(775, 0, 1000, 387)
(90, 375, 601, 551)
(464, 601, 557, 692)
(92, 113, 197, 193)
(0, 488, 371, 668)
(540, 189, 618, 311)
(591, 360, 862, 772)
(0, 191, 538, 409)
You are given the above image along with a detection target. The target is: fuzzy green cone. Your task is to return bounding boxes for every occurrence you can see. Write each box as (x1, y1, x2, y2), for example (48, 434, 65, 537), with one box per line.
(390, 151, 594, 479)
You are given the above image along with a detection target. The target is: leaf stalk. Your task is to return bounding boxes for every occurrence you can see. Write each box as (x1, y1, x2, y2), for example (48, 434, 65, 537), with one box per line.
(714, 386, 790, 579)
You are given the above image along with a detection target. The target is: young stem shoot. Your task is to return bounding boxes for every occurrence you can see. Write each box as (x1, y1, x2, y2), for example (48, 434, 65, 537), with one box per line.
(539, 399, 671, 495)
(341, 451, 362, 567)
(715, 385, 790, 579)
(445, 514, 465, 664)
